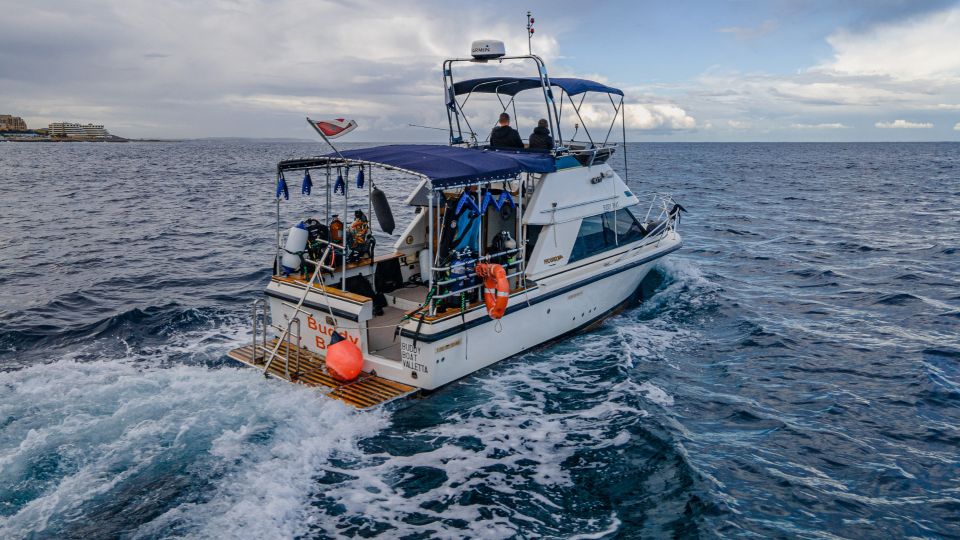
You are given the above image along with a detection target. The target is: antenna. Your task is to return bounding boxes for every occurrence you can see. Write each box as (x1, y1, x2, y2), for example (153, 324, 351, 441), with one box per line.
(526, 11, 535, 55)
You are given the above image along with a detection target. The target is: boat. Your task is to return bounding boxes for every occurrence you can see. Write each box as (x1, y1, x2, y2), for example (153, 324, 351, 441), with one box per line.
(226, 39, 684, 409)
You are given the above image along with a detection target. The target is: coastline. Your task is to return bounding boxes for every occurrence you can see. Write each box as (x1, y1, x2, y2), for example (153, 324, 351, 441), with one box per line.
(1, 136, 183, 143)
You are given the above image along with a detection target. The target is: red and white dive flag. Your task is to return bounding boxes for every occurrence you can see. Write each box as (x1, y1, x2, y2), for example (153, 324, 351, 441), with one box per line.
(308, 117, 357, 139)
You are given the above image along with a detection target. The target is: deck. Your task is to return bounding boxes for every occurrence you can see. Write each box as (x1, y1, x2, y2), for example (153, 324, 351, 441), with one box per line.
(226, 339, 418, 409)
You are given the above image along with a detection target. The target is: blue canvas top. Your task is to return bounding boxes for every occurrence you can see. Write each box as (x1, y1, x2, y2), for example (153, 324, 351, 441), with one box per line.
(452, 77, 623, 97)
(309, 144, 556, 187)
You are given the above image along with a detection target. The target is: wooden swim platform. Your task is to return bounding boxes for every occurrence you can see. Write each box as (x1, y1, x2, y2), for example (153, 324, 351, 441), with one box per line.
(226, 339, 418, 409)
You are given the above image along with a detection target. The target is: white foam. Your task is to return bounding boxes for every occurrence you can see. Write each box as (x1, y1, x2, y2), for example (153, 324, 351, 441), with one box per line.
(297, 258, 700, 536)
(1, 258, 708, 538)
(638, 381, 675, 407)
(300, 339, 659, 538)
(606, 256, 712, 369)
(0, 340, 387, 540)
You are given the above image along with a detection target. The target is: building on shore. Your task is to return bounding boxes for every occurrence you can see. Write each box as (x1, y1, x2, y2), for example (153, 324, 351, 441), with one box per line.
(48, 122, 110, 138)
(0, 114, 28, 131)
(81, 124, 109, 137)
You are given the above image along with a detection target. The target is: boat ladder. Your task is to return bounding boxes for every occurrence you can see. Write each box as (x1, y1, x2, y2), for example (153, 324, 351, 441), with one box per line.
(260, 246, 333, 378)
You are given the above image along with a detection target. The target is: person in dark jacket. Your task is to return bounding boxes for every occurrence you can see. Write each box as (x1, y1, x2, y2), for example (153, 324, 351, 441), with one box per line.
(489, 113, 524, 149)
(528, 118, 554, 150)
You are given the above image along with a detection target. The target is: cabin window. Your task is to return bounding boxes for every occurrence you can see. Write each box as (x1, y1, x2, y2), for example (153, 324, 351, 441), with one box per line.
(614, 208, 645, 245)
(569, 208, 646, 263)
(569, 213, 616, 262)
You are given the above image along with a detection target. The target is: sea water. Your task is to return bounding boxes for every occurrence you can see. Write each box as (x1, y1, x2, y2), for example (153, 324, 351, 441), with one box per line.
(0, 141, 957, 538)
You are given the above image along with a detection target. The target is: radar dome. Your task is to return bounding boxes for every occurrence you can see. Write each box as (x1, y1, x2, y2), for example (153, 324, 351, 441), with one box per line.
(471, 40, 506, 60)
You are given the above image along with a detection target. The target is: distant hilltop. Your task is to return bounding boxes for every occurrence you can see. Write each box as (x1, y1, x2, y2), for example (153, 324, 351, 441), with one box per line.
(1, 114, 131, 142)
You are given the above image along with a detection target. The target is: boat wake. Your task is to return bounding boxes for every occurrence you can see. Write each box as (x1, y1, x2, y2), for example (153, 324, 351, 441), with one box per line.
(0, 325, 388, 540)
(295, 258, 717, 538)
(0, 258, 714, 539)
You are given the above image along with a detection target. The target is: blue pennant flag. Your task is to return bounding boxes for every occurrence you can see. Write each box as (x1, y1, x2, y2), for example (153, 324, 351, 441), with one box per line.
(301, 170, 312, 195)
(356, 168, 365, 189)
(333, 172, 346, 195)
(276, 174, 289, 200)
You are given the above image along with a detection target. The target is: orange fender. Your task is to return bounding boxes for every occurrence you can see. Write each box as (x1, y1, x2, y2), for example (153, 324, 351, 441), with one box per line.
(475, 263, 509, 319)
(326, 331, 363, 381)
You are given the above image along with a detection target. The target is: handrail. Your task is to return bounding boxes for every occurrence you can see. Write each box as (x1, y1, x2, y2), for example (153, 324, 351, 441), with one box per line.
(251, 299, 267, 363)
(285, 318, 301, 380)
(430, 247, 522, 272)
(262, 244, 330, 376)
(434, 258, 522, 286)
(432, 267, 525, 300)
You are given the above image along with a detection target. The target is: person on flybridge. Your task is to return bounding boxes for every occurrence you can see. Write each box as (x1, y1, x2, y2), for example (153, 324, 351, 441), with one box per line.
(489, 112, 524, 149)
(528, 118, 554, 150)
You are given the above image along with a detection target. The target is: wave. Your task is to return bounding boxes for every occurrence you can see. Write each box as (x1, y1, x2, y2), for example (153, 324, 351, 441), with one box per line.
(0, 355, 388, 540)
(1, 304, 245, 370)
(0, 254, 713, 539)
(299, 335, 697, 538)
(873, 292, 922, 306)
(288, 259, 714, 538)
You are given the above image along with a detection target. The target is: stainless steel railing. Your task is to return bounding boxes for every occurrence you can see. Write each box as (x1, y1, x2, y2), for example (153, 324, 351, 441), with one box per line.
(261, 244, 331, 377)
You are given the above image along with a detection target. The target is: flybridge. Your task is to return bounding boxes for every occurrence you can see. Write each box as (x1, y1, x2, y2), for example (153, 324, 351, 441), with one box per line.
(442, 45, 628, 164)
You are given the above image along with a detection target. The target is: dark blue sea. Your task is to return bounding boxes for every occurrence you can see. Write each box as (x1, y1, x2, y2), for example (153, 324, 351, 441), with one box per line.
(1, 141, 958, 539)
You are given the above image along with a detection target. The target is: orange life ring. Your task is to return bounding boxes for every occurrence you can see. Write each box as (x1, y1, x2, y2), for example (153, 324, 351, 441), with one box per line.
(475, 263, 509, 319)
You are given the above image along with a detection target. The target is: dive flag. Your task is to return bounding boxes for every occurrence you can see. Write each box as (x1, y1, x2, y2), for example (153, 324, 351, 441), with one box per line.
(308, 117, 357, 139)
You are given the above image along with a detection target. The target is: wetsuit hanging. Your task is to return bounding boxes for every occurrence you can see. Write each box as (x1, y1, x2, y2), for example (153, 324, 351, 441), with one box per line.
(276, 173, 289, 200)
(301, 170, 312, 195)
(333, 168, 346, 195)
(451, 212, 480, 253)
(356, 168, 365, 188)
(455, 191, 480, 216)
(480, 191, 515, 213)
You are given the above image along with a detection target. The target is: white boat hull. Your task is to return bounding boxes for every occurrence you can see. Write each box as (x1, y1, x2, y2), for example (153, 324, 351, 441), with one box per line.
(266, 231, 681, 390)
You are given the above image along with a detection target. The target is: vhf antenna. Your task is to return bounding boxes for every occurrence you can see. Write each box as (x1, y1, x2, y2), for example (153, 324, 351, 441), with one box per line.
(526, 11, 534, 55)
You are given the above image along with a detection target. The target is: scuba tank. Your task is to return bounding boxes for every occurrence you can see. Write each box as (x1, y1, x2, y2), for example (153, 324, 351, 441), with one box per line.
(281, 222, 309, 274)
(490, 231, 517, 264)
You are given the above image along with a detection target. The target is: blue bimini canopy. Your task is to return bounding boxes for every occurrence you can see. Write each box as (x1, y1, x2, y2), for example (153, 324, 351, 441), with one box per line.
(452, 77, 624, 97)
(277, 144, 556, 188)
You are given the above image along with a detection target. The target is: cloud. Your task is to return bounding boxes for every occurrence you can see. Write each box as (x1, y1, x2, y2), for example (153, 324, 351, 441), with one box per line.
(790, 123, 849, 129)
(875, 119, 933, 128)
(569, 99, 696, 132)
(814, 7, 960, 80)
(679, 5, 960, 139)
(927, 103, 960, 110)
(954, 122, 960, 130)
(625, 104, 696, 130)
(718, 19, 778, 40)
(0, 0, 561, 139)
(769, 80, 913, 106)
(2, 1, 958, 140)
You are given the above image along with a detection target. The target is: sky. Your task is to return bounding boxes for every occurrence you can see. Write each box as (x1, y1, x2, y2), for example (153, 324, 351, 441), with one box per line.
(2, 0, 959, 142)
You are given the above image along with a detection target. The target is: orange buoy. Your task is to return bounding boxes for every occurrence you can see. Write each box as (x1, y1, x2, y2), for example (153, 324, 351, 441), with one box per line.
(476, 263, 509, 319)
(326, 331, 363, 381)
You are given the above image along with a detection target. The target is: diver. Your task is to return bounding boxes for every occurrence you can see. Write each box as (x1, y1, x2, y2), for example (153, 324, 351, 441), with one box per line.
(528, 118, 554, 150)
(489, 112, 524, 149)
